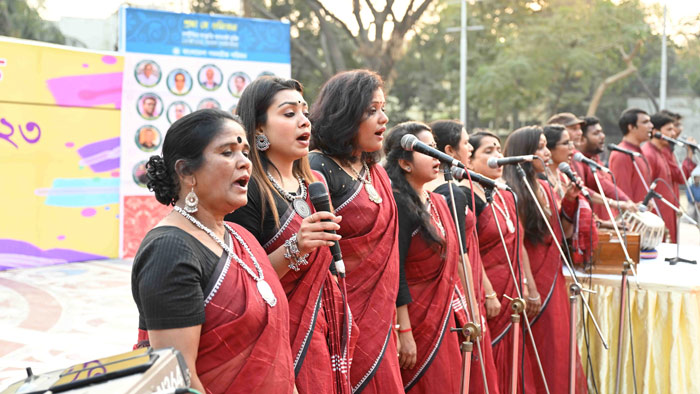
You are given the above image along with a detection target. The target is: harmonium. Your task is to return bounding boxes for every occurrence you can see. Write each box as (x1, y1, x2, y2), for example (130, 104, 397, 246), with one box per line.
(586, 210, 666, 275)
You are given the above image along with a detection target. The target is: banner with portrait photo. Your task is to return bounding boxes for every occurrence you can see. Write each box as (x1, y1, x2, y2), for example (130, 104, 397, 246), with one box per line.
(118, 7, 291, 257)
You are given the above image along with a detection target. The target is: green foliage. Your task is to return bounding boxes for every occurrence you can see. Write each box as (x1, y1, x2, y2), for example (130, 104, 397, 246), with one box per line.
(0, 0, 66, 44)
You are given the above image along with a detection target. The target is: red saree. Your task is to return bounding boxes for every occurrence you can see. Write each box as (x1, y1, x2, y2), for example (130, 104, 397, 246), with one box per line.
(461, 188, 500, 394)
(262, 177, 357, 394)
(334, 164, 403, 393)
(399, 192, 464, 392)
(136, 223, 294, 393)
(523, 179, 587, 394)
(476, 189, 528, 394)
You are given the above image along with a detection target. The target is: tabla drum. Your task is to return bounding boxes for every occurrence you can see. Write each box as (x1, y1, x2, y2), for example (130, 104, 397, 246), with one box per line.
(621, 210, 666, 251)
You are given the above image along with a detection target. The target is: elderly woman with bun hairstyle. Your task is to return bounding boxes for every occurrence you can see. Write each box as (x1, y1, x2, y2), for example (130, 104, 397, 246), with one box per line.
(131, 109, 294, 393)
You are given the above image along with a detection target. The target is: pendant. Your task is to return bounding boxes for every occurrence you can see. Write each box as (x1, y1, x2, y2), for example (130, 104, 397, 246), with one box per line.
(365, 183, 382, 204)
(257, 280, 277, 307)
(292, 198, 311, 218)
(506, 218, 515, 233)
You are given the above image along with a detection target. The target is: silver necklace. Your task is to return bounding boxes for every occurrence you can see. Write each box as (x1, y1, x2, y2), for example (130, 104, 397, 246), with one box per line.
(491, 189, 515, 233)
(173, 206, 277, 307)
(266, 172, 311, 218)
(349, 161, 382, 204)
(424, 192, 446, 237)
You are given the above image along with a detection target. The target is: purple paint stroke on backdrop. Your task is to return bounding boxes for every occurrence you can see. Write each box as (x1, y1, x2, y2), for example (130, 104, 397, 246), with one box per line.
(76, 137, 120, 173)
(101, 55, 117, 64)
(0, 239, 107, 271)
(81, 208, 97, 217)
(46, 72, 123, 109)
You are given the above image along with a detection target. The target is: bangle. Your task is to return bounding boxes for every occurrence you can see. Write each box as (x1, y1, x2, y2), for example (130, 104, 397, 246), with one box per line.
(527, 295, 541, 301)
(485, 292, 497, 299)
(283, 234, 310, 271)
(398, 327, 412, 333)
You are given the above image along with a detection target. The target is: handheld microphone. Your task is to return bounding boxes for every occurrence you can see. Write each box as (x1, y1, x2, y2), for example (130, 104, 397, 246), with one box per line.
(573, 152, 611, 174)
(557, 162, 590, 198)
(308, 182, 345, 276)
(401, 134, 465, 168)
(607, 143, 641, 158)
(653, 132, 684, 147)
(641, 180, 660, 207)
(486, 155, 535, 169)
(451, 167, 511, 191)
(679, 137, 699, 151)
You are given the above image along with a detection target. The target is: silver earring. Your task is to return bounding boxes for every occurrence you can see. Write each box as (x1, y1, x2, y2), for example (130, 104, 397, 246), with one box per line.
(184, 186, 199, 213)
(255, 134, 270, 151)
(404, 167, 411, 172)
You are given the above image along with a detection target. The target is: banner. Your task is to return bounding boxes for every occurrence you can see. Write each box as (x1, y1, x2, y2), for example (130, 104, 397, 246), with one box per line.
(119, 7, 291, 257)
(0, 37, 123, 270)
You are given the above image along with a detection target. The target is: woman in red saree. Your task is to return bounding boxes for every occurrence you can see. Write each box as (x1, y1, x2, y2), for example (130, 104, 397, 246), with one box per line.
(383, 122, 467, 392)
(131, 109, 294, 393)
(225, 77, 356, 393)
(309, 70, 403, 393)
(502, 126, 588, 394)
(431, 120, 500, 394)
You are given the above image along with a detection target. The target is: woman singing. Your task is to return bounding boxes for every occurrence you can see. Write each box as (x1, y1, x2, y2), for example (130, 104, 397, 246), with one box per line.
(226, 77, 357, 393)
(458, 131, 539, 393)
(502, 126, 587, 393)
(431, 120, 500, 394)
(383, 121, 467, 392)
(309, 70, 403, 393)
(131, 109, 294, 393)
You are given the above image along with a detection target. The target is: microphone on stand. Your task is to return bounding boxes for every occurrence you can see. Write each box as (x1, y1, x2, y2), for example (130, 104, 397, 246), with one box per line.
(557, 162, 590, 198)
(451, 167, 511, 191)
(486, 155, 535, 168)
(639, 180, 660, 211)
(607, 143, 641, 158)
(401, 134, 465, 169)
(679, 137, 699, 151)
(308, 182, 345, 277)
(573, 152, 612, 174)
(653, 132, 684, 147)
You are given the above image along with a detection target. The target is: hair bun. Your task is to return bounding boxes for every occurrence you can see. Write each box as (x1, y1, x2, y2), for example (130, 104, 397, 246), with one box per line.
(146, 155, 177, 205)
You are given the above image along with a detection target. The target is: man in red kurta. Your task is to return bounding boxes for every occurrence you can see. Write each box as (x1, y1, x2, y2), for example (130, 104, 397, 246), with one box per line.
(642, 113, 686, 243)
(579, 116, 632, 220)
(609, 108, 653, 204)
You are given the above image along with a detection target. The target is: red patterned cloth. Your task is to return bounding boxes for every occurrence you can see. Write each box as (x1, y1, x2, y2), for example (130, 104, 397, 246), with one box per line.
(122, 195, 171, 258)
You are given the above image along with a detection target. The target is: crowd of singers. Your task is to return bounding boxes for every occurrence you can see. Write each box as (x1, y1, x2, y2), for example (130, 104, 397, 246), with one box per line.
(130, 69, 695, 393)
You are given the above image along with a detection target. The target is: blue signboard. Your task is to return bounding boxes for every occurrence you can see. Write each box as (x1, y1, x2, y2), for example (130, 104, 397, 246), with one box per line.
(119, 7, 290, 63)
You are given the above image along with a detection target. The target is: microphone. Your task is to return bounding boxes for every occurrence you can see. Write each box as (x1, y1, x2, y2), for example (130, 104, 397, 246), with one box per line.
(641, 180, 660, 207)
(486, 155, 535, 168)
(653, 132, 684, 147)
(679, 137, 699, 151)
(308, 182, 345, 276)
(607, 143, 641, 158)
(451, 167, 511, 191)
(573, 152, 611, 174)
(557, 162, 590, 198)
(401, 134, 465, 169)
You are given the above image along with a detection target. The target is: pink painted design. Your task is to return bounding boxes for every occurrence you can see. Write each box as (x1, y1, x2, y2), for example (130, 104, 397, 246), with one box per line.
(81, 208, 97, 217)
(65, 142, 74, 148)
(82, 63, 89, 68)
(101, 55, 117, 65)
(57, 235, 66, 240)
(110, 170, 119, 177)
(46, 72, 123, 109)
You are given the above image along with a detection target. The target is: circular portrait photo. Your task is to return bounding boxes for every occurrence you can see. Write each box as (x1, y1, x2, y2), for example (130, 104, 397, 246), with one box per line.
(167, 101, 192, 123)
(132, 160, 149, 187)
(135, 125, 162, 152)
(167, 68, 193, 96)
(198, 64, 223, 91)
(134, 60, 161, 87)
(198, 98, 221, 110)
(257, 71, 276, 79)
(136, 93, 163, 120)
(228, 72, 251, 98)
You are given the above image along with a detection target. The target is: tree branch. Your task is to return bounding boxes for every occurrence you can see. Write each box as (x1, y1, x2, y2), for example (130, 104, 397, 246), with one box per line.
(306, 0, 358, 44)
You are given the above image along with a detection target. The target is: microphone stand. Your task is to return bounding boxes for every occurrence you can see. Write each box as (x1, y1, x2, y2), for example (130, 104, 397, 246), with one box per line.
(515, 164, 609, 394)
(629, 155, 663, 217)
(483, 186, 551, 394)
(442, 168, 490, 394)
(670, 152, 700, 234)
(588, 166, 640, 394)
